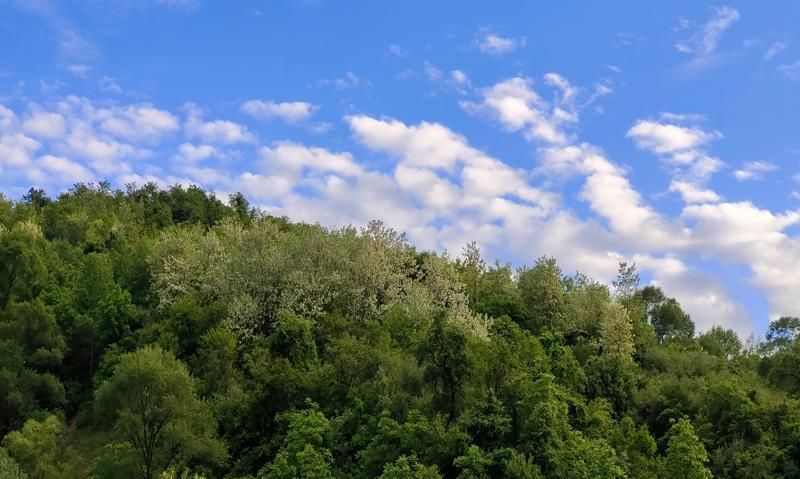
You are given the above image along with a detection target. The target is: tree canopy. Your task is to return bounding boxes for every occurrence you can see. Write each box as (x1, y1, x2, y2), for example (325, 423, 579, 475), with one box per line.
(0, 183, 797, 478)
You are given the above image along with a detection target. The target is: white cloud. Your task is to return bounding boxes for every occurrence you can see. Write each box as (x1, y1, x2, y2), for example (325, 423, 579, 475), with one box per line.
(474, 28, 526, 55)
(733, 161, 777, 181)
(66, 64, 91, 79)
(184, 103, 255, 144)
(585, 82, 613, 106)
(99, 76, 123, 94)
(681, 201, 800, 320)
(234, 172, 294, 200)
(765, 41, 787, 60)
(627, 118, 725, 185)
(22, 111, 66, 138)
(37, 154, 94, 183)
(0, 133, 41, 167)
(0, 105, 17, 130)
(346, 114, 558, 220)
(261, 141, 362, 177)
(627, 120, 720, 154)
(450, 70, 469, 85)
(240, 100, 318, 123)
(675, 6, 740, 56)
(424, 61, 443, 81)
(98, 105, 180, 142)
(394, 164, 461, 211)
(173, 143, 217, 163)
(543, 72, 579, 109)
(461, 77, 570, 145)
(63, 127, 140, 175)
(347, 115, 476, 170)
(669, 180, 721, 204)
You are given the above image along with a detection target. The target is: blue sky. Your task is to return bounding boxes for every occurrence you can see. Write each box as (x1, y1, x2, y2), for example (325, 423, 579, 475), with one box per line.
(2, 0, 800, 335)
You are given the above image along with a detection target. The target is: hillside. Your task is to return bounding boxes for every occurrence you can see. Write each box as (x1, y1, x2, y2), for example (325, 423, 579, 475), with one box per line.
(1, 183, 799, 479)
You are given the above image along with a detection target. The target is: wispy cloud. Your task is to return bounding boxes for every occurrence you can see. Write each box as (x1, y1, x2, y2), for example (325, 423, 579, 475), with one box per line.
(779, 61, 800, 81)
(674, 6, 740, 72)
(240, 100, 319, 123)
(99, 76, 123, 94)
(423, 61, 442, 81)
(66, 64, 91, 78)
(765, 41, 787, 60)
(733, 161, 777, 181)
(388, 44, 408, 58)
(313, 72, 368, 90)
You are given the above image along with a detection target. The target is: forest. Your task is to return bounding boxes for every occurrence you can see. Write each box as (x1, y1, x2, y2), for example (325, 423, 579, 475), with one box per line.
(1, 182, 800, 479)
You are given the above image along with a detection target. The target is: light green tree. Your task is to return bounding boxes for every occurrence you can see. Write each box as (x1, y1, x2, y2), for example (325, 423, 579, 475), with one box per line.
(0, 446, 27, 479)
(2, 414, 73, 479)
(599, 302, 634, 361)
(662, 418, 712, 479)
(257, 402, 333, 479)
(378, 455, 442, 479)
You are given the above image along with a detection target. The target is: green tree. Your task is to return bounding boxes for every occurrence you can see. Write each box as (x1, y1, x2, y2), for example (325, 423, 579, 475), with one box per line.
(0, 301, 66, 433)
(612, 262, 639, 300)
(662, 418, 712, 479)
(698, 326, 742, 360)
(193, 327, 237, 397)
(0, 446, 27, 479)
(456, 242, 485, 306)
(0, 222, 49, 311)
(599, 302, 634, 361)
(269, 311, 318, 369)
(650, 299, 694, 343)
(94, 346, 227, 479)
(453, 445, 490, 479)
(378, 455, 442, 479)
(502, 450, 543, 479)
(517, 257, 564, 331)
(764, 316, 800, 352)
(609, 417, 658, 479)
(2, 414, 70, 479)
(257, 403, 333, 479)
(418, 314, 471, 422)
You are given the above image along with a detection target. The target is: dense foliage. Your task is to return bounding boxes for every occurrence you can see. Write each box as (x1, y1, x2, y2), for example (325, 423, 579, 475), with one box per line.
(1, 182, 799, 479)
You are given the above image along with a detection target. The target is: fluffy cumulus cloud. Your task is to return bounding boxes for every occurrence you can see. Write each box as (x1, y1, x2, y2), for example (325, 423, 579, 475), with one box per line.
(184, 103, 255, 144)
(627, 116, 724, 202)
(0, 97, 181, 187)
(461, 77, 571, 144)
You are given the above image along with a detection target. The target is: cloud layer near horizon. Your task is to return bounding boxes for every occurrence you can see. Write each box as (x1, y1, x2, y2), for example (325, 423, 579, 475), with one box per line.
(1, 70, 798, 337)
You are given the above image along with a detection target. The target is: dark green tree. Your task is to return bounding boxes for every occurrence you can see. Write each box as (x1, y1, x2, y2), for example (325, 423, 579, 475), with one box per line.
(418, 314, 471, 422)
(94, 346, 227, 479)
